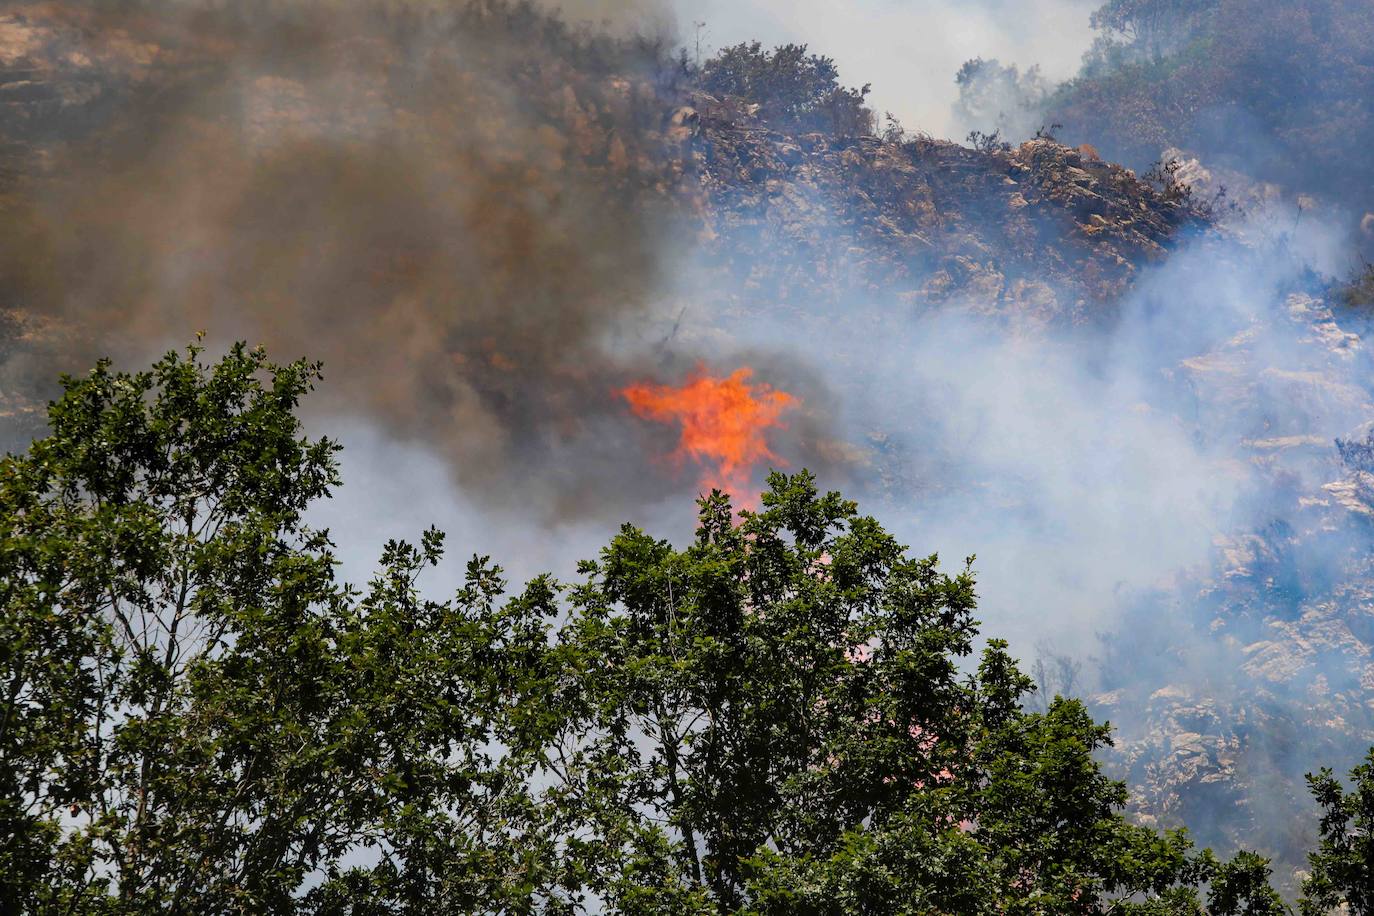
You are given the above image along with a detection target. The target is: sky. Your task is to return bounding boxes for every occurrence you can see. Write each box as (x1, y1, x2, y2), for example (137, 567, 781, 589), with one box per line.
(663, 0, 1100, 139)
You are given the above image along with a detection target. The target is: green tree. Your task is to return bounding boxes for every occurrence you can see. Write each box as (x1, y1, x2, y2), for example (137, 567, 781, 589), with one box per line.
(536, 471, 1286, 913)
(1051, 0, 1374, 215)
(1, 343, 1294, 913)
(700, 41, 873, 135)
(1088, 0, 1219, 60)
(1301, 750, 1374, 915)
(1204, 850, 1290, 916)
(0, 343, 555, 913)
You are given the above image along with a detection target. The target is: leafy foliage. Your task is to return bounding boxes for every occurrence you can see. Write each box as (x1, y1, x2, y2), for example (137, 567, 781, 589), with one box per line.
(0, 344, 555, 912)
(1204, 850, 1291, 916)
(1049, 0, 1374, 215)
(0, 343, 1360, 913)
(700, 41, 874, 136)
(1301, 750, 1374, 915)
(1087, 0, 1220, 63)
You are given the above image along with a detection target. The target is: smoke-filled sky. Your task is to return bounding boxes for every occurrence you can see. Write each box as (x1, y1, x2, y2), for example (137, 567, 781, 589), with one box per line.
(547, 0, 1100, 138)
(664, 0, 1099, 138)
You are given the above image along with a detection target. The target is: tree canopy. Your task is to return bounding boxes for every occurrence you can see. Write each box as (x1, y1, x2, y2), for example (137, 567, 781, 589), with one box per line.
(1049, 0, 1374, 219)
(700, 41, 874, 136)
(0, 343, 1365, 913)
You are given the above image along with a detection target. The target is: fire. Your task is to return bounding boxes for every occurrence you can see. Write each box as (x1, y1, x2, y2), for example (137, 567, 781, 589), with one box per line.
(620, 366, 798, 503)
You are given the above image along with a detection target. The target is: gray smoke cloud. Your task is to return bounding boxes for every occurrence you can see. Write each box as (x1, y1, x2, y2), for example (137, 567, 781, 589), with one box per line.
(658, 182, 1373, 877)
(667, 0, 1099, 139)
(680, 198, 1366, 653)
(0, 0, 846, 522)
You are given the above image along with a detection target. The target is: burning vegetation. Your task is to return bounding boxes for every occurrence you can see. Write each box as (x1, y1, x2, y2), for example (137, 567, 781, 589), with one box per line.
(620, 366, 797, 503)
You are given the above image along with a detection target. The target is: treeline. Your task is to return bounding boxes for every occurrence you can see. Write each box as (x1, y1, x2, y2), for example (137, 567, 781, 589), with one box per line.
(1046, 0, 1374, 214)
(2, 345, 1373, 913)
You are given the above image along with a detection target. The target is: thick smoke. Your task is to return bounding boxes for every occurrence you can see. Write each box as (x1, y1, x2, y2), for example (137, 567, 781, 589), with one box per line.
(676, 208, 1352, 643)
(650, 173, 1351, 671)
(951, 57, 1051, 142)
(0, 0, 832, 519)
(551, 0, 672, 30)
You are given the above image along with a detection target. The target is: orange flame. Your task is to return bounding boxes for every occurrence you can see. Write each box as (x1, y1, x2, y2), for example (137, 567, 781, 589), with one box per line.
(620, 366, 798, 504)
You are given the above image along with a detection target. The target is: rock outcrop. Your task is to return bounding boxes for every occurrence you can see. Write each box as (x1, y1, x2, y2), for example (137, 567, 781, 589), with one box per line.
(686, 102, 1196, 323)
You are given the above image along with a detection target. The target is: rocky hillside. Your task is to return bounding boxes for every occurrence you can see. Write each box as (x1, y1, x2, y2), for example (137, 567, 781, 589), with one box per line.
(684, 96, 1196, 323)
(1093, 289, 1374, 876)
(0, 3, 1199, 451)
(0, 5, 1195, 314)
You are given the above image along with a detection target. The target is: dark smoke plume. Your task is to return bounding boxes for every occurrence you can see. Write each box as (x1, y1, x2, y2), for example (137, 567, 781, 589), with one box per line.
(0, 0, 778, 519)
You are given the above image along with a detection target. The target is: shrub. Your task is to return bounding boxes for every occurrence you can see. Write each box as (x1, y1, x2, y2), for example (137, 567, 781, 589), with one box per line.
(701, 41, 874, 136)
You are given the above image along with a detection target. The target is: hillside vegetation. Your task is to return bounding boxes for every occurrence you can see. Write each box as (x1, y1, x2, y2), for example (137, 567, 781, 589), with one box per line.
(1045, 0, 1374, 219)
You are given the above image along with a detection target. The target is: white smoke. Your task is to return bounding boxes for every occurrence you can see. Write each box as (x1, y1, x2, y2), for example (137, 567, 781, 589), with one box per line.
(667, 0, 1099, 139)
(668, 206, 1368, 671)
